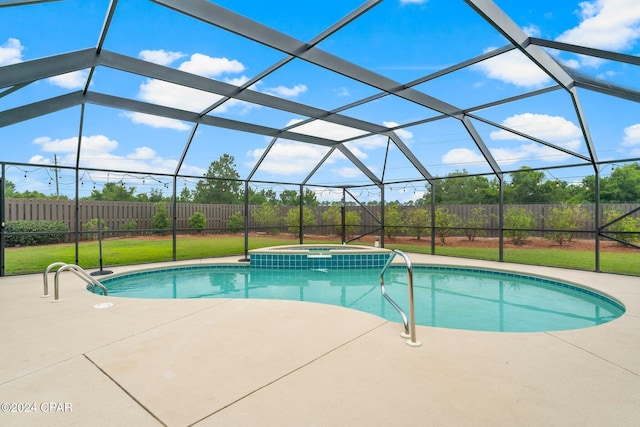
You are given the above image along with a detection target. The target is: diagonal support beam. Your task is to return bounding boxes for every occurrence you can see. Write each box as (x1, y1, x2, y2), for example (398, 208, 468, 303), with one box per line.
(0, 92, 84, 128)
(153, 0, 463, 119)
(0, 49, 98, 89)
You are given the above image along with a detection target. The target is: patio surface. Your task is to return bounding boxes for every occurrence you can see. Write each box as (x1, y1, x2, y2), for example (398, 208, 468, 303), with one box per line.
(1, 254, 639, 426)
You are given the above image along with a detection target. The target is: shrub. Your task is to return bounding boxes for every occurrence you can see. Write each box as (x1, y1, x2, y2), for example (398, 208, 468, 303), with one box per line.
(406, 208, 430, 240)
(189, 211, 207, 233)
(120, 220, 137, 237)
(253, 203, 281, 234)
(285, 207, 317, 234)
(384, 204, 405, 238)
(321, 205, 341, 236)
(435, 206, 461, 244)
(84, 218, 109, 240)
(4, 220, 69, 246)
(151, 203, 171, 234)
(227, 211, 244, 233)
(603, 209, 640, 243)
(463, 206, 487, 241)
(504, 207, 535, 245)
(344, 211, 362, 238)
(321, 204, 362, 237)
(544, 204, 589, 245)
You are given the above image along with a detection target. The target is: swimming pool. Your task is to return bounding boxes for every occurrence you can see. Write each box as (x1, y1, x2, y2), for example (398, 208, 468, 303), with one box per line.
(96, 265, 625, 333)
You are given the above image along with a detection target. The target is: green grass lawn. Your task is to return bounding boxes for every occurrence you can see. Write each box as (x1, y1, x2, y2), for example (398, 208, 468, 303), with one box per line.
(3, 235, 336, 275)
(4, 235, 639, 276)
(385, 242, 640, 276)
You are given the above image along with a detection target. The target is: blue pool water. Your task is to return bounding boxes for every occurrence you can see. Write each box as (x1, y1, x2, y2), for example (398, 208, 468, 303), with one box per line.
(97, 265, 625, 332)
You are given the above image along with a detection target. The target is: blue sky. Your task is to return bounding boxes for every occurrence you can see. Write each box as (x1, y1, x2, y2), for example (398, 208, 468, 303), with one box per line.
(0, 0, 639, 202)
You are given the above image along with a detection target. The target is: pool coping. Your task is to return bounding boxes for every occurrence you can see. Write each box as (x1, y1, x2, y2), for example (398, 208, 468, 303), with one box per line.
(1, 253, 639, 426)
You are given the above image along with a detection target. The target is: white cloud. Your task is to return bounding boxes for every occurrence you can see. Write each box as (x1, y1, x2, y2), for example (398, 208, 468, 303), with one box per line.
(137, 78, 224, 112)
(489, 113, 582, 149)
(124, 112, 190, 131)
(47, 70, 89, 89)
(34, 135, 118, 154)
(384, 121, 414, 140)
(246, 140, 332, 175)
(622, 123, 640, 150)
(442, 114, 584, 167)
(522, 24, 541, 37)
(330, 166, 368, 179)
(0, 38, 23, 66)
(334, 87, 350, 97)
(442, 148, 486, 165)
(139, 49, 186, 66)
(265, 84, 307, 98)
(31, 134, 204, 176)
(286, 118, 369, 142)
(473, 48, 551, 88)
(130, 53, 254, 126)
(556, 0, 640, 51)
(622, 123, 640, 156)
(178, 53, 245, 77)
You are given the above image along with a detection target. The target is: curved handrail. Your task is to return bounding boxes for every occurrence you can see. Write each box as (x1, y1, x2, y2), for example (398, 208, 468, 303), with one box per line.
(52, 264, 108, 302)
(43, 262, 68, 297)
(380, 250, 420, 347)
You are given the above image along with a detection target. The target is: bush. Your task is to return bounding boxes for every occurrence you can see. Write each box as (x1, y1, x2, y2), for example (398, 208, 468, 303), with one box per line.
(321, 204, 362, 237)
(463, 206, 487, 241)
(4, 220, 69, 246)
(504, 207, 535, 245)
(406, 208, 430, 240)
(384, 204, 405, 238)
(253, 203, 281, 234)
(544, 204, 588, 245)
(227, 211, 244, 233)
(120, 220, 137, 237)
(84, 218, 109, 240)
(189, 211, 207, 233)
(435, 206, 461, 244)
(285, 207, 316, 234)
(603, 209, 640, 243)
(151, 203, 171, 234)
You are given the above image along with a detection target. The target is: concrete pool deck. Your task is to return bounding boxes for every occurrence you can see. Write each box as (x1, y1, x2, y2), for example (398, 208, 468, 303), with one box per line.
(1, 254, 639, 426)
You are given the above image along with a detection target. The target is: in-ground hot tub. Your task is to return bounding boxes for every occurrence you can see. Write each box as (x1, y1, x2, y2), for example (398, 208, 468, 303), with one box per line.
(249, 244, 391, 269)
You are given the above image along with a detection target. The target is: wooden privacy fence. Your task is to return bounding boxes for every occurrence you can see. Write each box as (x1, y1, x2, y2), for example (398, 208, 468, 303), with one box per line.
(3, 198, 639, 238)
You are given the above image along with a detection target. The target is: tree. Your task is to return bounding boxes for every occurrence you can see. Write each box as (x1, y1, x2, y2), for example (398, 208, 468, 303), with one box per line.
(279, 189, 299, 206)
(505, 167, 546, 204)
(601, 163, 640, 203)
(4, 180, 17, 197)
(178, 187, 193, 203)
(425, 170, 498, 205)
(303, 189, 319, 206)
(193, 154, 241, 204)
(88, 182, 136, 201)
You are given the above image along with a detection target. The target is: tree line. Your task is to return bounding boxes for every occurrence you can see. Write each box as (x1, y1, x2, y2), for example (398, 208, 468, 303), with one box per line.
(5, 156, 640, 205)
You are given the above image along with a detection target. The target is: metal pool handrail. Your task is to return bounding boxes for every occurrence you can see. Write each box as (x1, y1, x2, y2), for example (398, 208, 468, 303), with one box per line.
(43, 262, 108, 302)
(380, 250, 421, 347)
